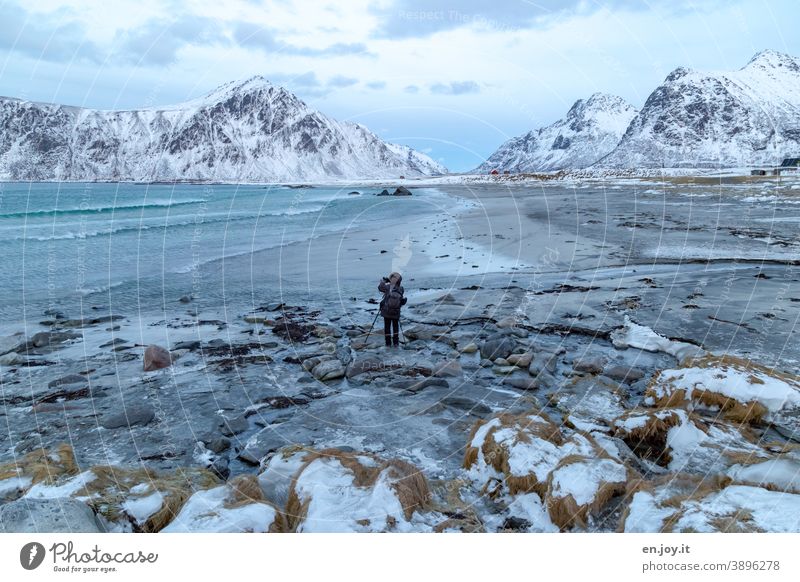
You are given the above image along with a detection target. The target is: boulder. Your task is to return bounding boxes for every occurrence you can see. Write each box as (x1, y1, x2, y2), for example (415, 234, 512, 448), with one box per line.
(503, 377, 541, 391)
(143, 345, 172, 372)
(572, 356, 607, 375)
(433, 359, 462, 377)
(0, 498, 102, 533)
(238, 427, 292, 465)
(480, 335, 516, 361)
(459, 342, 478, 354)
(312, 359, 346, 382)
(377, 189, 391, 196)
(506, 352, 533, 368)
(346, 355, 385, 378)
(29, 330, 80, 348)
(529, 351, 559, 376)
(219, 415, 250, 437)
(393, 186, 412, 196)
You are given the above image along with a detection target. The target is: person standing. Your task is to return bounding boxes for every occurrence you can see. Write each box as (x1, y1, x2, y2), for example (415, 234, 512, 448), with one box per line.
(378, 272, 406, 347)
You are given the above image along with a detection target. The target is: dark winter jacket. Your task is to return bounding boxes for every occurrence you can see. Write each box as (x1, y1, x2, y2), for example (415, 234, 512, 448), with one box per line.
(378, 279, 405, 319)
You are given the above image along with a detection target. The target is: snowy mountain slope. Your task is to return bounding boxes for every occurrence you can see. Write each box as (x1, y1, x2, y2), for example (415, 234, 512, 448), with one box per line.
(0, 77, 447, 182)
(474, 93, 638, 173)
(598, 50, 800, 168)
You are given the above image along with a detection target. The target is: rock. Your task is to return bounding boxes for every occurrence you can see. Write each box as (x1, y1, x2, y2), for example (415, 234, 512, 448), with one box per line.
(528, 351, 559, 376)
(206, 437, 231, 454)
(46, 374, 87, 388)
(179, 295, 193, 303)
(244, 315, 273, 324)
(500, 516, 532, 532)
(238, 427, 289, 465)
(101, 404, 156, 429)
(460, 342, 478, 354)
(479, 359, 494, 368)
(29, 330, 80, 348)
(402, 325, 456, 347)
(0, 352, 25, 366)
(495, 316, 518, 329)
(99, 338, 129, 349)
(503, 377, 541, 391)
(336, 345, 352, 366)
(266, 302, 284, 311)
(0, 333, 25, 356)
(313, 325, 338, 338)
(603, 364, 646, 384)
(273, 319, 313, 342)
(377, 189, 391, 196)
(43, 308, 67, 319)
(442, 397, 491, 415)
(494, 358, 510, 366)
(391, 377, 449, 393)
(174, 340, 201, 351)
(49, 315, 124, 329)
(506, 352, 533, 368)
(433, 359, 462, 377)
(220, 415, 250, 437)
(312, 359, 346, 381)
(480, 335, 516, 361)
(572, 356, 607, 374)
(393, 186, 412, 196)
(348, 191, 360, 195)
(143, 345, 172, 372)
(0, 498, 102, 533)
(209, 457, 230, 480)
(346, 355, 384, 378)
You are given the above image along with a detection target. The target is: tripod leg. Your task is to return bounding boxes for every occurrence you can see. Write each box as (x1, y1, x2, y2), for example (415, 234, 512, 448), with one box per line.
(364, 311, 380, 343)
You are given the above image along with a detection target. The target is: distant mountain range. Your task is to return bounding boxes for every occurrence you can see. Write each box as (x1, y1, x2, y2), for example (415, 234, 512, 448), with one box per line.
(2, 50, 799, 181)
(0, 77, 446, 182)
(477, 49, 800, 172)
(474, 93, 637, 173)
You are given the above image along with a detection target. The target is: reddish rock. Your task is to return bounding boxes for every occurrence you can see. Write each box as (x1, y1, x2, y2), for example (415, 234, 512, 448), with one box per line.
(143, 345, 172, 372)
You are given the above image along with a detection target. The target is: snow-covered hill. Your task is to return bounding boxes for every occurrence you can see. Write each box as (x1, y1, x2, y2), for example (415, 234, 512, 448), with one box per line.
(598, 50, 800, 168)
(0, 76, 447, 182)
(474, 93, 638, 173)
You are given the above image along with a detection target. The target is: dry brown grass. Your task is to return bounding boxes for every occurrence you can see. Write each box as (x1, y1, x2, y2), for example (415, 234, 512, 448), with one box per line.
(78, 464, 220, 532)
(0, 442, 80, 486)
(612, 409, 686, 467)
(284, 448, 430, 532)
(618, 472, 732, 532)
(428, 478, 485, 533)
(646, 354, 800, 425)
(463, 411, 566, 497)
(544, 454, 636, 530)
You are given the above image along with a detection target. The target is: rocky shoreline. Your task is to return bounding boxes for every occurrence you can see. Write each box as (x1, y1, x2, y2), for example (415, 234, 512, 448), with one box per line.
(2, 265, 800, 533)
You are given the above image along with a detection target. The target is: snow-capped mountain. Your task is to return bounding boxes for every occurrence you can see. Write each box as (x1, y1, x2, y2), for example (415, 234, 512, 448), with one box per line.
(598, 50, 800, 168)
(474, 93, 637, 173)
(0, 76, 447, 182)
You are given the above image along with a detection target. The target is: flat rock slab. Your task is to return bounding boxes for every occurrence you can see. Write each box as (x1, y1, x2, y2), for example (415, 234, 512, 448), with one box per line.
(603, 364, 646, 384)
(0, 498, 102, 533)
(101, 404, 156, 429)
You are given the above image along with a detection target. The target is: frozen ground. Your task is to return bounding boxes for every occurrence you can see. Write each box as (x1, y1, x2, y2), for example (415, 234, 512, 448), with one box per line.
(1, 176, 799, 532)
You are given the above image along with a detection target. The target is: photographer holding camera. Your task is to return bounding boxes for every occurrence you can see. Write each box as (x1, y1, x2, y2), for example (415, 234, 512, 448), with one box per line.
(378, 272, 407, 348)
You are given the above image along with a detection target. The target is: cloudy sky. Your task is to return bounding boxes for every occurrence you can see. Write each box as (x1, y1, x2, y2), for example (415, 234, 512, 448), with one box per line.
(1, 0, 798, 170)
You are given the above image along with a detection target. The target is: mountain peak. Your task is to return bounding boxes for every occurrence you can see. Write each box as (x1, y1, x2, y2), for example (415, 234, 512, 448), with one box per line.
(199, 75, 277, 104)
(745, 49, 800, 73)
(664, 66, 695, 83)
